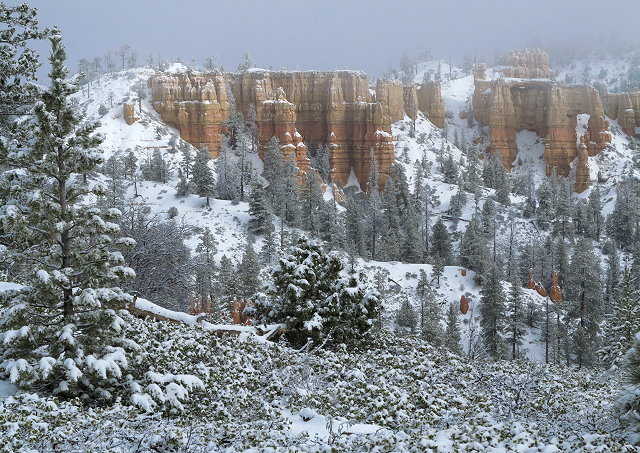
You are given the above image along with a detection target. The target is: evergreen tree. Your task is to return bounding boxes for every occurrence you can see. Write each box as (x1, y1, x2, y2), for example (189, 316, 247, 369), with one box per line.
(396, 298, 418, 333)
(215, 138, 241, 201)
(101, 153, 127, 210)
(600, 268, 640, 369)
(459, 215, 487, 274)
(0, 36, 137, 399)
(430, 219, 452, 265)
(193, 227, 218, 310)
(440, 152, 459, 183)
(416, 270, 443, 345)
(479, 264, 506, 359)
(217, 255, 238, 313)
(566, 238, 604, 368)
(141, 149, 169, 183)
(507, 279, 526, 360)
(0, 3, 50, 132)
(239, 239, 261, 300)
(255, 238, 381, 348)
(123, 149, 139, 197)
(365, 151, 383, 260)
(299, 170, 324, 235)
(247, 181, 274, 235)
(444, 302, 462, 353)
(192, 146, 216, 207)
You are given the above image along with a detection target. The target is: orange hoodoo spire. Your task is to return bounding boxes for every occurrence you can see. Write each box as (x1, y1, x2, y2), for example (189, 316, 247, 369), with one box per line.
(550, 271, 563, 303)
(460, 295, 469, 314)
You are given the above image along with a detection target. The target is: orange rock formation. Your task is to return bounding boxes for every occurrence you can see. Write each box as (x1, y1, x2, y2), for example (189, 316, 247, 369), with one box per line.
(602, 91, 640, 136)
(148, 72, 229, 157)
(123, 102, 137, 125)
(149, 69, 445, 187)
(473, 67, 611, 192)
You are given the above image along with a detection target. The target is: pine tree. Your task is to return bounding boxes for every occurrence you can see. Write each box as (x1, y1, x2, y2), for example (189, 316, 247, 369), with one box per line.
(192, 146, 216, 207)
(217, 255, 237, 313)
(417, 270, 443, 345)
(0, 3, 50, 132)
(255, 238, 381, 348)
(365, 150, 383, 260)
(299, 170, 324, 235)
(239, 240, 260, 300)
(479, 264, 506, 359)
(215, 138, 241, 201)
(123, 149, 139, 197)
(566, 237, 604, 368)
(600, 268, 640, 369)
(444, 302, 462, 353)
(193, 227, 218, 309)
(616, 331, 640, 444)
(430, 219, 452, 265)
(507, 279, 526, 360)
(396, 298, 418, 333)
(0, 36, 137, 399)
(141, 149, 169, 183)
(247, 181, 274, 235)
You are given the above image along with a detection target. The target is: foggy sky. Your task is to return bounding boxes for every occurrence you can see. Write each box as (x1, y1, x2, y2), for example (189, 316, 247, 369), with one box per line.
(12, 0, 640, 78)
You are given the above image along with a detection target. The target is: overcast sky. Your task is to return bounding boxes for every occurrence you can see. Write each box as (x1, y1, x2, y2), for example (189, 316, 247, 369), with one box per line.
(14, 0, 640, 78)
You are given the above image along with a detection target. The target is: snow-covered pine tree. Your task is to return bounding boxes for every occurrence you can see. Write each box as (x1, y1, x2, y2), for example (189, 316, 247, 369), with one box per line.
(365, 150, 383, 260)
(299, 170, 324, 235)
(479, 263, 506, 359)
(141, 149, 169, 183)
(215, 137, 241, 201)
(247, 180, 274, 236)
(0, 36, 137, 399)
(617, 329, 640, 445)
(507, 278, 526, 360)
(566, 237, 604, 368)
(600, 268, 640, 369)
(444, 302, 462, 353)
(192, 145, 216, 207)
(430, 218, 452, 265)
(255, 238, 381, 348)
(0, 3, 50, 132)
(416, 270, 443, 346)
(193, 227, 218, 311)
(216, 254, 238, 314)
(239, 239, 260, 300)
(396, 298, 418, 333)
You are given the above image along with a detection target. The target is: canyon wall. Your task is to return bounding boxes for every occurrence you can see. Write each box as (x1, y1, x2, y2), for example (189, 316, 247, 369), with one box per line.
(602, 91, 640, 136)
(148, 70, 445, 187)
(230, 70, 394, 186)
(148, 72, 229, 157)
(473, 50, 612, 192)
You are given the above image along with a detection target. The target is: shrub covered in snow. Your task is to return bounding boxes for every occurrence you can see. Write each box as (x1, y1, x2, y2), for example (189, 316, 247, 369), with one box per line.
(255, 238, 381, 348)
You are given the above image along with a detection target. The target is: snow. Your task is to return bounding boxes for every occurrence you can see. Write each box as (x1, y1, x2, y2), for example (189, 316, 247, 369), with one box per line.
(0, 380, 17, 399)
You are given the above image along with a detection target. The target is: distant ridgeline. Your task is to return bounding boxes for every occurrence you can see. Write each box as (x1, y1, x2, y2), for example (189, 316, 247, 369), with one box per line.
(146, 70, 445, 188)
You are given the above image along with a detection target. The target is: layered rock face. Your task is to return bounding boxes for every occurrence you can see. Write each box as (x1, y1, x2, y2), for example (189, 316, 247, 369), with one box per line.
(602, 91, 640, 136)
(497, 49, 554, 79)
(417, 82, 445, 128)
(148, 72, 229, 157)
(255, 87, 310, 173)
(149, 70, 445, 187)
(473, 75, 611, 192)
(231, 70, 395, 186)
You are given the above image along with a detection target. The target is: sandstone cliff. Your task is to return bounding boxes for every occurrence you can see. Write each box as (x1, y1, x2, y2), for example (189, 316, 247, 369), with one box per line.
(231, 70, 395, 186)
(149, 69, 445, 188)
(473, 74, 611, 192)
(123, 102, 137, 125)
(148, 72, 229, 157)
(417, 82, 445, 128)
(602, 91, 640, 136)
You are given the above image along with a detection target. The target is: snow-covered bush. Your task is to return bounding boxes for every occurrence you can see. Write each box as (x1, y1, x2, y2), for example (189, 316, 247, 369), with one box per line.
(255, 238, 381, 348)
